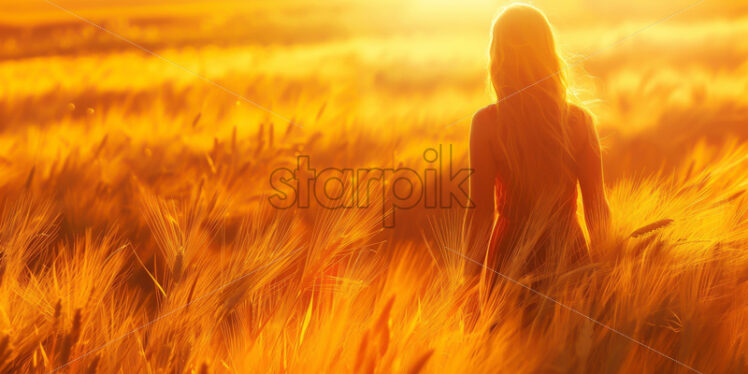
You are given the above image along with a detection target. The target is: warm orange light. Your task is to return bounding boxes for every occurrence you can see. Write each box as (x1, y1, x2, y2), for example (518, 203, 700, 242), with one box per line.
(0, 1, 745, 373)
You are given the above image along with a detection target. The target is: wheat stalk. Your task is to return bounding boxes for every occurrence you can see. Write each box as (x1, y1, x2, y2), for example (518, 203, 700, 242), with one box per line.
(630, 219, 674, 238)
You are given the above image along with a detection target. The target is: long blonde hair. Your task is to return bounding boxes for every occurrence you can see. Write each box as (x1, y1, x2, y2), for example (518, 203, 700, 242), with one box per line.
(489, 4, 575, 192)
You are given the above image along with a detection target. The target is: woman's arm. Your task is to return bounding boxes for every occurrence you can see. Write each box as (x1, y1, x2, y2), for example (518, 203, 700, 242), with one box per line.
(576, 112, 611, 247)
(464, 113, 497, 275)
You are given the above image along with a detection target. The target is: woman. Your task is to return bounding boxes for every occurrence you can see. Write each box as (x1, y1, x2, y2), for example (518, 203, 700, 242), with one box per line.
(465, 4, 610, 281)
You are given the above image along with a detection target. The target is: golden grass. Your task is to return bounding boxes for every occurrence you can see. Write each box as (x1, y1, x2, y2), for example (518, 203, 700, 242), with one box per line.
(1, 1, 747, 373)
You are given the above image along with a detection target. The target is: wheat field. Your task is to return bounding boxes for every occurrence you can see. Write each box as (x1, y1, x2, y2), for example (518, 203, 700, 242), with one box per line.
(0, 0, 747, 373)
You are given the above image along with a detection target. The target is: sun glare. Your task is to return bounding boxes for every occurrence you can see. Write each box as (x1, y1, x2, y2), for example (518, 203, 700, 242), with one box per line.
(0, 0, 746, 373)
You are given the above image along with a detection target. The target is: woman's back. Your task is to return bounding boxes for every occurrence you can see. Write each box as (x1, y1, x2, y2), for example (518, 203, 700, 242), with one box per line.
(470, 103, 594, 272)
(464, 4, 610, 278)
(473, 103, 592, 220)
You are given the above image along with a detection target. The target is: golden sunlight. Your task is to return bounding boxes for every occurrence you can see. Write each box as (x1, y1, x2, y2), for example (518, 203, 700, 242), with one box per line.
(0, 0, 746, 373)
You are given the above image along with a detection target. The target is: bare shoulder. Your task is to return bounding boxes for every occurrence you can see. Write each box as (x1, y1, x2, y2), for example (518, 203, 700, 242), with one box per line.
(568, 103, 594, 130)
(567, 103, 600, 151)
(473, 104, 497, 124)
(471, 104, 498, 137)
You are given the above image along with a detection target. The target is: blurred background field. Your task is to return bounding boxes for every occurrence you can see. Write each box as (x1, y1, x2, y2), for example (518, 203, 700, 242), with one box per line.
(0, 0, 747, 373)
